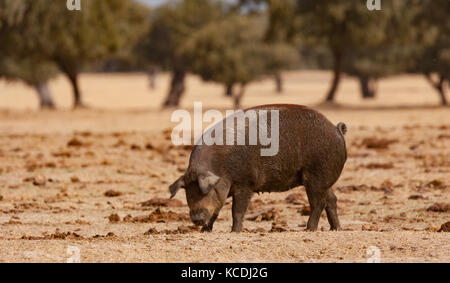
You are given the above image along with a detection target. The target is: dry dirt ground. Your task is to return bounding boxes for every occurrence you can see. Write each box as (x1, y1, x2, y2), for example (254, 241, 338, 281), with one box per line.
(0, 71, 449, 262)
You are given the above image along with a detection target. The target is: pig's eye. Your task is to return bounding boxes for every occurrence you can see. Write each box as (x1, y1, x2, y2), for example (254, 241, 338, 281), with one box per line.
(191, 181, 206, 195)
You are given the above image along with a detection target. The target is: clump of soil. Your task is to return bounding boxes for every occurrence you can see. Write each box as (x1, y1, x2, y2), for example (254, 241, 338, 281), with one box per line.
(141, 197, 184, 208)
(67, 137, 84, 147)
(144, 228, 159, 235)
(113, 139, 126, 147)
(52, 151, 72, 158)
(378, 186, 393, 195)
(270, 220, 288, 233)
(361, 137, 398, 149)
(425, 226, 441, 232)
(130, 144, 142, 151)
(365, 162, 394, 169)
(174, 225, 200, 234)
(144, 225, 200, 235)
(243, 227, 266, 233)
(246, 208, 280, 222)
(438, 134, 450, 140)
(298, 206, 311, 216)
(427, 203, 450, 212)
(438, 221, 450, 232)
(32, 175, 47, 186)
(71, 176, 80, 183)
(248, 199, 265, 211)
(337, 184, 392, 194)
(362, 224, 379, 231)
(285, 193, 305, 205)
(104, 190, 122, 197)
(409, 195, 424, 200)
(48, 231, 83, 240)
(64, 219, 90, 225)
(92, 232, 116, 239)
(21, 231, 84, 240)
(337, 185, 371, 193)
(427, 179, 446, 189)
(108, 213, 121, 223)
(124, 208, 189, 223)
(4, 217, 22, 225)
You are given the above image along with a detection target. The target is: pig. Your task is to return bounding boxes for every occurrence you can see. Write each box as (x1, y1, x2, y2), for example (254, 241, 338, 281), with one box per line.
(169, 104, 347, 232)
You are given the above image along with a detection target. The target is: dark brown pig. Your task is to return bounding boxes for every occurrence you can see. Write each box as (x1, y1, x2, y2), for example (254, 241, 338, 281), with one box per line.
(169, 104, 347, 232)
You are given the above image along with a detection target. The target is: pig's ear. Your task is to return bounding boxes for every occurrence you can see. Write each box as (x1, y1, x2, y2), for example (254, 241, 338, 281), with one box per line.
(169, 176, 185, 199)
(198, 171, 220, 195)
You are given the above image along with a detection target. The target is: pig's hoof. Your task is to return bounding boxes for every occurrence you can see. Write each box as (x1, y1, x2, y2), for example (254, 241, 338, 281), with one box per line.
(201, 226, 212, 233)
(305, 227, 318, 232)
(330, 226, 341, 231)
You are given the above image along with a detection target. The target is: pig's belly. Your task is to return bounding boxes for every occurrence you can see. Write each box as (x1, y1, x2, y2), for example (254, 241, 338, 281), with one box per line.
(255, 175, 300, 193)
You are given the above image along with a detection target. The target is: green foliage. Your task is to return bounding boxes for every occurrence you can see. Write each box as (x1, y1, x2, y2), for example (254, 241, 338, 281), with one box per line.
(182, 14, 298, 107)
(143, 0, 225, 71)
(412, 0, 450, 76)
(0, 0, 150, 107)
(183, 15, 298, 86)
(410, 0, 450, 104)
(0, 1, 58, 90)
(296, 0, 386, 51)
(0, 0, 27, 29)
(0, 57, 58, 86)
(19, 0, 149, 67)
(264, 0, 297, 43)
(341, 0, 424, 80)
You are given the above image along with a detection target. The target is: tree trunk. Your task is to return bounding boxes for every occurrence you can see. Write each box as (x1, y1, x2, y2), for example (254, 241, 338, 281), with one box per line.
(148, 68, 157, 90)
(359, 75, 377, 99)
(34, 81, 55, 109)
(233, 84, 246, 109)
(425, 73, 448, 106)
(275, 73, 283, 94)
(56, 59, 84, 108)
(67, 72, 83, 108)
(163, 70, 186, 107)
(325, 50, 343, 102)
(225, 84, 233, 97)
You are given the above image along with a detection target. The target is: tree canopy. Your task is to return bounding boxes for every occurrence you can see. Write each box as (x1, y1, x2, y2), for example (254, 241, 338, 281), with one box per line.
(142, 0, 226, 107)
(0, 0, 150, 108)
(182, 15, 299, 108)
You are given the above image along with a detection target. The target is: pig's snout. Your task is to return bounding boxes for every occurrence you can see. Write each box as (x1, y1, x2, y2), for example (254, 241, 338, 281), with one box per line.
(190, 209, 210, 226)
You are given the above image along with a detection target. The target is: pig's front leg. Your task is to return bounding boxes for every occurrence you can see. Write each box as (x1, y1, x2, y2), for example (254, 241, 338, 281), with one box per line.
(231, 189, 253, 232)
(201, 213, 218, 233)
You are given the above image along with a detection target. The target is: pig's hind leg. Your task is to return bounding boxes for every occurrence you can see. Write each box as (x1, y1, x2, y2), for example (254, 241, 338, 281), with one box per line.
(231, 187, 253, 232)
(303, 172, 329, 231)
(325, 188, 340, 230)
(305, 187, 327, 231)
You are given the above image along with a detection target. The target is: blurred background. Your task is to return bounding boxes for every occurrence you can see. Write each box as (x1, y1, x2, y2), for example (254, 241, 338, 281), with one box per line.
(0, 0, 449, 110)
